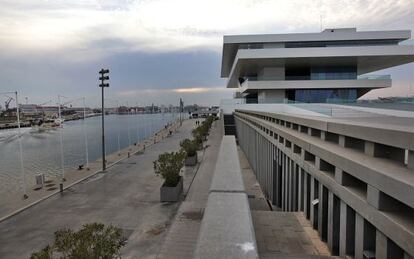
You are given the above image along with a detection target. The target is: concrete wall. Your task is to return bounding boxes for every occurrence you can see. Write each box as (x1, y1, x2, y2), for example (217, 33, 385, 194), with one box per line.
(258, 67, 285, 80)
(234, 110, 414, 258)
(257, 89, 285, 103)
(194, 136, 259, 259)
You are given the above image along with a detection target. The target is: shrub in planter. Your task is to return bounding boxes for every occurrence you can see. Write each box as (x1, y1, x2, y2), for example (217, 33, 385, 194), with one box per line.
(153, 151, 185, 187)
(30, 223, 126, 259)
(180, 139, 198, 156)
(180, 139, 198, 166)
(154, 151, 185, 202)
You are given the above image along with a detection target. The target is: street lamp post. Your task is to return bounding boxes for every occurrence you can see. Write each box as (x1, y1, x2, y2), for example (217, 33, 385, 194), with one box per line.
(179, 98, 184, 126)
(99, 69, 109, 171)
(82, 97, 89, 168)
(15, 92, 27, 199)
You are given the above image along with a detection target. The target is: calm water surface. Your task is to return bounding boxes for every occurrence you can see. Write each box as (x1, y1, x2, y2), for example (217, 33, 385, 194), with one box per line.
(0, 113, 179, 195)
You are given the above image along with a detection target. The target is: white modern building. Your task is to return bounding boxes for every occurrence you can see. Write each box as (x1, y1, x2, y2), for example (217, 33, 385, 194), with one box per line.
(217, 28, 414, 259)
(221, 28, 414, 103)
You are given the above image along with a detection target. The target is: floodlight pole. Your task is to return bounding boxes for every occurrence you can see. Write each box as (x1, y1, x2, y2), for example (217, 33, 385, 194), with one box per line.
(82, 97, 89, 168)
(15, 91, 27, 198)
(99, 68, 110, 171)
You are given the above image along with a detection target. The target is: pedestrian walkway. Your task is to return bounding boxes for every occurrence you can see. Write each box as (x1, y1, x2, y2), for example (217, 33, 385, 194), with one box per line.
(0, 121, 181, 222)
(0, 120, 196, 259)
(157, 119, 223, 259)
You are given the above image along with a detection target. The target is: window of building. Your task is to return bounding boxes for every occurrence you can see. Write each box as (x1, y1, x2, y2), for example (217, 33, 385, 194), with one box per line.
(289, 89, 357, 103)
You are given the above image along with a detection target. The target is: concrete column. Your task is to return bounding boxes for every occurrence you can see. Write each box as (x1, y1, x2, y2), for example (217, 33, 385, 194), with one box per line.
(367, 185, 396, 211)
(286, 155, 289, 211)
(288, 159, 292, 211)
(334, 167, 344, 185)
(303, 171, 309, 218)
(408, 150, 414, 171)
(310, 177, 316, 229)
(355, 213, 364, 259)
(364, 141, 375, 156)
(265, 140, 268, 198)
(298, 167, 303, 211)
(367, 185, 381, 210)
(321, 130, 326, 140)
(281, 154, 285, 210)
(270, 142, 273, 200)
(376, 230, 388, 259)
(315, 157, 321, 170)
(301, 148, 306, 160)
(286, 158, 290, 211)
(340, 201, 355, 257)
(293, 163, 297, 211)
(339, 135, 345, 147)
(328, 191, 334, 251)
(289, 159, 296, 211)
(318, 183, 324, 237)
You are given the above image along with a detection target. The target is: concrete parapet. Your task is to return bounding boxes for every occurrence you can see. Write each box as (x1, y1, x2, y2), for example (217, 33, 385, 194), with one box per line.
(195, 135, 258, 259)
(194, 192, 258, 259)
(210, 136, 245, 193)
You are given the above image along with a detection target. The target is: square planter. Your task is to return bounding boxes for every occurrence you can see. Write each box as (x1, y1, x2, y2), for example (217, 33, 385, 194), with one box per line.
(160, 176, 183, 202)
(185, 154, 198, 166)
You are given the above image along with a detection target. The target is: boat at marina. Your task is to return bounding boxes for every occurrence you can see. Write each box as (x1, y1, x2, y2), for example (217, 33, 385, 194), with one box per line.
(30, 118, 63, 133)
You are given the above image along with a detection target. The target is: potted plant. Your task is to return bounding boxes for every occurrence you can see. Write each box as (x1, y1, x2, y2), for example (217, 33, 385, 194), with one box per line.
(153, 151, 185, 202)
(30, 223, 127, 259)
(180, 139, 198, 166)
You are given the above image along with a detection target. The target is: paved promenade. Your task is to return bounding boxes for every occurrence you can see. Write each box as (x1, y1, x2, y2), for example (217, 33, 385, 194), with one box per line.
(0, 121, 180, 221)
(0, 120, 196, 259)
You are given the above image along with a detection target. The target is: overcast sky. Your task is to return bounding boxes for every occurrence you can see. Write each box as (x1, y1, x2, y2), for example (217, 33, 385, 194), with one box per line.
(1, 0, 414, 107)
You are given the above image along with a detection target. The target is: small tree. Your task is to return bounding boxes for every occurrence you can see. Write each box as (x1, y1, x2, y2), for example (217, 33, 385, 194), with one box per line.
(30, 223, 127, 259)
(153, 151, 185, 187)
(180, 139, 198, 157)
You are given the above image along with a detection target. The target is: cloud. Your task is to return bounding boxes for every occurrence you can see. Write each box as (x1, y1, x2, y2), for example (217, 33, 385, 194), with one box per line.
(1, 0, 414, 59)
(0, 0, 414, 104)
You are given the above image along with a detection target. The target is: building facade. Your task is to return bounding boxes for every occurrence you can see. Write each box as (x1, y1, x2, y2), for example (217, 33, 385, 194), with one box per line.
(234, 109, 414, 258)
(220, 28, 414, 258)
(221, 28, 414, 103)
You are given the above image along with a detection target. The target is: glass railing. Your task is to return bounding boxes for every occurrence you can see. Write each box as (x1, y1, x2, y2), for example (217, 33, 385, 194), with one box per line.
(220, 98, 336, 116)
(221, 97, 414, 117)
(357, 75, 391, 80)
(240, 74, 390, 83)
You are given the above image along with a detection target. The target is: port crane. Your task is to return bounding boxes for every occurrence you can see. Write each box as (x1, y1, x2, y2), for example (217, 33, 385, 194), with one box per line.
(5, 97, 13, 110)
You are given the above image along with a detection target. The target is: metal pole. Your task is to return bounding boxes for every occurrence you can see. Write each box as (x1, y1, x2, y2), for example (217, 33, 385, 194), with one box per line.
(58, 95, 65, 181)
(16, 92, 27, 198)
(126, 101, 131, 149)
(151, 104, 153, 136)
(136, 102, 139, 142)
(117, 100, 121, 155)
(58, 95, 61, 121)
(101, 81, 106, 171)
(83, 97, 89, 168)
(59, 124, 65, 181)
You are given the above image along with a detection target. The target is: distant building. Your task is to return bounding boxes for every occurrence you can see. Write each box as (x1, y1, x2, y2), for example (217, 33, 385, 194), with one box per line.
(20, 104, 40, 117)
(39, 106, 59, 118)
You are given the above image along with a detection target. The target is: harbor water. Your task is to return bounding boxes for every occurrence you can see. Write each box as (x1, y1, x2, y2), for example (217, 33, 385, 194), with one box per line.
(0, 113, 180, 196)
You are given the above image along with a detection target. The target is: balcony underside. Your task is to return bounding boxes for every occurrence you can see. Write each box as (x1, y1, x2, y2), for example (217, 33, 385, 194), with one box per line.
(239, 79, 391, 94)
(226, 45, 414, 88)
